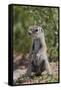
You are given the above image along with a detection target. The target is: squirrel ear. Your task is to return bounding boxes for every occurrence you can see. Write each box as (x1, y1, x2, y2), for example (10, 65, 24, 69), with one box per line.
(41, 28, 44, 32)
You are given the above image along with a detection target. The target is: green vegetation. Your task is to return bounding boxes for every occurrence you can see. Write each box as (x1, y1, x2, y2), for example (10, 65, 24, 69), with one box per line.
(13, 5, 59, 59)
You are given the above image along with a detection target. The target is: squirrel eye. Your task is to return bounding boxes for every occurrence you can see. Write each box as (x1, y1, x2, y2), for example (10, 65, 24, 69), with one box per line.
(35, 29, 38, 32)
(32, 29, 38, 33)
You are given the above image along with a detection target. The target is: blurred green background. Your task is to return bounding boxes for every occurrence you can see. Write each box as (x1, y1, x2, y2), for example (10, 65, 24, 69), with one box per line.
(13, 5, 59, 60)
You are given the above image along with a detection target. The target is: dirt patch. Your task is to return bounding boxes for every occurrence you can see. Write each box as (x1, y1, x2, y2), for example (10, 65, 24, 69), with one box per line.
(13, 56, 59, 85)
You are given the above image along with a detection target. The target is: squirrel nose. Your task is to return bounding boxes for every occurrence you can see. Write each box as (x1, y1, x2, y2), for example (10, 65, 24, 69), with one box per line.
(28, 31, 32, 35)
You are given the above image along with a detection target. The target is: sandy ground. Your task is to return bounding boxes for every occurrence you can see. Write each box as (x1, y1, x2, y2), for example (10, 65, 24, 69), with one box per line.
(13, 55, 59, 85)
